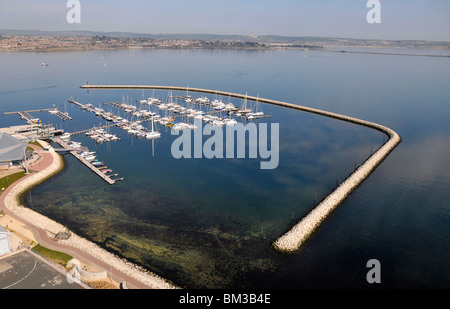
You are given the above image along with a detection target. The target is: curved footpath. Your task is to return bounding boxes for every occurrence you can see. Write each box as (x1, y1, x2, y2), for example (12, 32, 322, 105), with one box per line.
(0, 141, 177, 289)
(81, 85, 402, 253)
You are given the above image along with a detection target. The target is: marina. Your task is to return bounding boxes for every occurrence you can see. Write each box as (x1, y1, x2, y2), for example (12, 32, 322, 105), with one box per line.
(39, 91, 275, 194)
(79, 85, 401, 253)
(53, 136, 122, 185)
(4, 107, 72, 123)
(1, 47, 447, 290)
(14, 111, 42, 124)
(3, 85, 399, 251)
(69, 91, 271, 141)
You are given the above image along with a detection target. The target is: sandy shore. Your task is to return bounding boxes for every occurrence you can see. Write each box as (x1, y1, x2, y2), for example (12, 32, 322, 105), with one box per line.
(1, 140, 177, 289)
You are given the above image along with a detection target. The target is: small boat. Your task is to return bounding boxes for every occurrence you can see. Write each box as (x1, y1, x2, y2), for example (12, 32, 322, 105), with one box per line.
(224, 119, 237, 126)
(146, 131, 161, 139)
(60, 132, 71, 140)
(84, 155, 96, 161)
(81, 151, 96, 156)
(92, 161, 103, 166)
(101, 169, 112, 173)
(84, 156, 96, 161)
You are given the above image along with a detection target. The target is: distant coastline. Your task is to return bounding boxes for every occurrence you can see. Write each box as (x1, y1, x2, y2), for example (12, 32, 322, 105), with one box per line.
(1, 30, 449, 55)
(330, 50, 450, 58)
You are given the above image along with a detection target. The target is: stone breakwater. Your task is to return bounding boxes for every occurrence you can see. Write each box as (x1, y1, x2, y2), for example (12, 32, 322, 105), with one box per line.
(81, 85, 402, 253)
(273, 129, 401, 252)
(3, 140, 176, 289)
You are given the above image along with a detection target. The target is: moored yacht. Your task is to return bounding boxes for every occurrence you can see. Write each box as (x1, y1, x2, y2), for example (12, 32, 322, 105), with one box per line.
(146, 115, 161, 139)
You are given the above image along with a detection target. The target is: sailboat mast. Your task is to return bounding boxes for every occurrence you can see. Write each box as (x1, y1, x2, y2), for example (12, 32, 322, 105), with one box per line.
(151, 114, 154, 132)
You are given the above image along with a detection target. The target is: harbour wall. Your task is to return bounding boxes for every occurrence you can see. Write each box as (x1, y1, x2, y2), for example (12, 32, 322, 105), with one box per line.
(80, 85, 401, 253)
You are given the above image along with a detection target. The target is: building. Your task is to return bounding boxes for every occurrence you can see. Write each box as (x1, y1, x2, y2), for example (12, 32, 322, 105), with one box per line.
(0, 132, 29, 172)
(0, 225, 11, 256)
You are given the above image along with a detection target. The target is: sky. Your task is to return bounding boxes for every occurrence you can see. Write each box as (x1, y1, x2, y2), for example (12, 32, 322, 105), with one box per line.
(0, 0, 449, 41)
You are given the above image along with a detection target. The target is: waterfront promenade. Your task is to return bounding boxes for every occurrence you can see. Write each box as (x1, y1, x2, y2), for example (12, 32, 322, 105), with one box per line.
(0, 141, 177, 289)
(81, 85, 402, 253)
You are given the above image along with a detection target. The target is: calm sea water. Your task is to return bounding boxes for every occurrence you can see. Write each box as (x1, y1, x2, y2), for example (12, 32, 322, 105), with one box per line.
(1, 48, 449, 288)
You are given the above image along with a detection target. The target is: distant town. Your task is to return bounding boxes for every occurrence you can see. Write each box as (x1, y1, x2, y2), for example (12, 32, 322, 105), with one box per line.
(0, 30, 449, 53)
(0, 34, 321, 52)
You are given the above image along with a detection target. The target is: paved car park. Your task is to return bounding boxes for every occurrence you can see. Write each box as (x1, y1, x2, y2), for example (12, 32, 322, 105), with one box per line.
(0, 250, 84, 289)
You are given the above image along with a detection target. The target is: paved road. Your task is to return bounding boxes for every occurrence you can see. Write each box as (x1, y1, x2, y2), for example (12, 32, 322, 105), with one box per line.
(0, 250, 83, 289)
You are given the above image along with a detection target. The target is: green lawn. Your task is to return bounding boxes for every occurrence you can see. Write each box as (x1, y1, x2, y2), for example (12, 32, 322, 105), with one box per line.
(28, 140, 43, 148)
(32, 244, 73, 267)
(0, 171, 26, 190)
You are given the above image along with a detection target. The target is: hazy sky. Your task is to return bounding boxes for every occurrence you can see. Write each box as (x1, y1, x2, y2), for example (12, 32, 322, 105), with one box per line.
(1, 0, 449, 41)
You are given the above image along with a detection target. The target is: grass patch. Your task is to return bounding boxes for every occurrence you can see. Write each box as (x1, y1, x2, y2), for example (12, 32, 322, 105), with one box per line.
(32, 244, 73, 267)
(0, 171, 27, 190)
(28, 140, 43, 148)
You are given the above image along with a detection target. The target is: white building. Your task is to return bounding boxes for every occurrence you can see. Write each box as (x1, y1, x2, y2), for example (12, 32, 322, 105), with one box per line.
(0, 225, 11, 256)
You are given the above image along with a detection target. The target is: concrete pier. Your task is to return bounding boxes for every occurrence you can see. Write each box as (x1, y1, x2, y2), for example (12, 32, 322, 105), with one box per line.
(51, 110, 72, 121)
(53, 137, 116, 185)
(3, 108, 55, 115)
(80, 84, 401, 253)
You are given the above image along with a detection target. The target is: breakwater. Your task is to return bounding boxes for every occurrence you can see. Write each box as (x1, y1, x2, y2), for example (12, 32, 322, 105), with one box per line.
(80, 84, 401, 253)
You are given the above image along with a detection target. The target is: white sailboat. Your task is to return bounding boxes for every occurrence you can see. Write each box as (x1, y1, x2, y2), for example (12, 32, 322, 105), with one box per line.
(247, 95, 264, 120)
(238, 92, 253, 115)
(146, 114, 161, 139)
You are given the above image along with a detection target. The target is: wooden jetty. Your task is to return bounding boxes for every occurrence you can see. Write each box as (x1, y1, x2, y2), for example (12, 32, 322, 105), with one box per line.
(68, 98, 95, 113)
(3, 108, 54, 115)
(50, 110, 72, 120)
(17, 111, 38, 123)
(4, 107, 72, 123)
(246, 114, 272, 120)
(70, 123, 117, 136)
(68, 98, 83, 107)
(53, 137, 116, 185)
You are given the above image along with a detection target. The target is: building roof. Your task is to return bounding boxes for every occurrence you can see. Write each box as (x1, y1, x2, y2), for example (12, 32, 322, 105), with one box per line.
(0, 225, 9, 234)
(0, 132, 27, 162)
